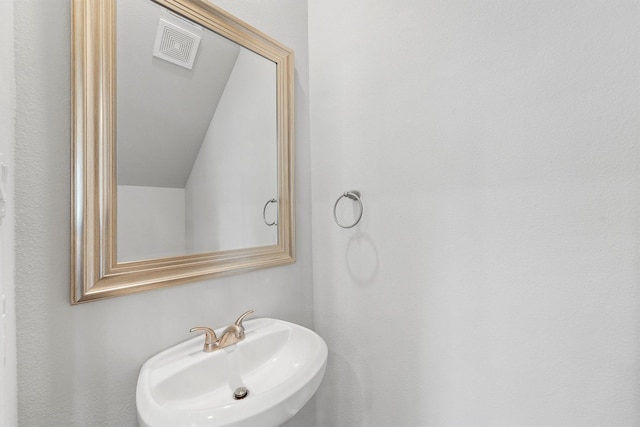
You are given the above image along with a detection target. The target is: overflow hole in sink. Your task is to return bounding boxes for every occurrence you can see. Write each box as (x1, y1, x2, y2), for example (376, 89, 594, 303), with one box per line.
(233, 387, 249, 400)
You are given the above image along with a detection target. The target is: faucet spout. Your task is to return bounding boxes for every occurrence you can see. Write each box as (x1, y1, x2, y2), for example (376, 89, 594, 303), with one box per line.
(190, 310, 254, 353)
(218, 310, 254, 348)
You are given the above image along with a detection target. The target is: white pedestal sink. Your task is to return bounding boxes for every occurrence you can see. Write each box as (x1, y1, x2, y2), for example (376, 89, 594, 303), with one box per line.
(136, 318, 328, 427)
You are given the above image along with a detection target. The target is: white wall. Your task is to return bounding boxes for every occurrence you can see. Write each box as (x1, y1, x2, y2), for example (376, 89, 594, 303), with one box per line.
(186, 49, 278, 253)
(14, 1, 312, 426)
(117, 186, 186, 262)
(0, 0, 17, 425)
(309, 1, 640, 426)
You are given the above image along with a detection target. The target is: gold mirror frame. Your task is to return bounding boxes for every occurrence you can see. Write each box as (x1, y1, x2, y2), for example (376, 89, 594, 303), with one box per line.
(71, 0, 295, 304)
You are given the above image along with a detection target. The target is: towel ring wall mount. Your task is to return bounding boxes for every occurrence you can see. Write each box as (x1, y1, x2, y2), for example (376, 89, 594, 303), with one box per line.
(333, 190, 363, 228)
(263, 198, 278, 226)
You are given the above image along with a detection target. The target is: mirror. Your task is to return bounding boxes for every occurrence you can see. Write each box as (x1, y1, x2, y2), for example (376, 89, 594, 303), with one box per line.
(71, 0, 295, 303)
(116, 0, 279, 261)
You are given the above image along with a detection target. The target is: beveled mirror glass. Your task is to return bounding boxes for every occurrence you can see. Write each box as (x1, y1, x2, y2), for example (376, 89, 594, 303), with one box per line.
(71, 0, 295, 304)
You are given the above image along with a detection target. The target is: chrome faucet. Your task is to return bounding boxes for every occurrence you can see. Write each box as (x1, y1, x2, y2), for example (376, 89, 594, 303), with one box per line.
(190, 310, 254, 353)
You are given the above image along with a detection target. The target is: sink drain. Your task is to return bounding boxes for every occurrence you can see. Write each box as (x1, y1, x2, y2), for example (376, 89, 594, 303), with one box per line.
(233, 387, 249, 400)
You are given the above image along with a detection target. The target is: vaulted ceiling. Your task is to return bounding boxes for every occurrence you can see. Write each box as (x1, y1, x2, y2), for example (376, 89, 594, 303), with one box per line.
(116, 0, 241, 188)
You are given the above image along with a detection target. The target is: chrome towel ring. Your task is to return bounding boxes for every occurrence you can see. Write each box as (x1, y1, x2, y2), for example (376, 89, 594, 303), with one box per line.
(333, 190, 363, 228)
(263, 198, 277, 226)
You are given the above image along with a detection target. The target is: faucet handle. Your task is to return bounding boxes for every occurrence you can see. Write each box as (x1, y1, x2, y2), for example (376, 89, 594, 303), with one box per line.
(190, 327, 219, 352)
(229, 310, 254, 341)
(234, 310, 254, 328)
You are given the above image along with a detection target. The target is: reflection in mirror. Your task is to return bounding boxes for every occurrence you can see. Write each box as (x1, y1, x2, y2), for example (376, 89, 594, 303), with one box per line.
(70, 0, 294, 303)
(116, 0, 277, 262)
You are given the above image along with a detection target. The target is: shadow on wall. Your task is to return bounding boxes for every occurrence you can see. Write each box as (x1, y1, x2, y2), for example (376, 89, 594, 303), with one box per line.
(314, 192, 437, 426)
(335, 193, 379, 285)
(345, 234, 379, 286)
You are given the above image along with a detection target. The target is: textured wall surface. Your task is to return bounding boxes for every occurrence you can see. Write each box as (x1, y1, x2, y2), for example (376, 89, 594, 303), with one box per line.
(0, 0, 17, 425)
(186, 49, 278, 253)
(117, 186, 187, 261)
(14, 0, 312, 426)
(309, 0, 640, 425)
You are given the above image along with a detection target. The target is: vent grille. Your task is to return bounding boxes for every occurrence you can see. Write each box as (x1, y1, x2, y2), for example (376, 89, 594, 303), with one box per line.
(153, 19, 201, 70)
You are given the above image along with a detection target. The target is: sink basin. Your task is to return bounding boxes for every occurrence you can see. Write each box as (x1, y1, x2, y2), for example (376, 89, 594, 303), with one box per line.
(136, 318, 328, 427)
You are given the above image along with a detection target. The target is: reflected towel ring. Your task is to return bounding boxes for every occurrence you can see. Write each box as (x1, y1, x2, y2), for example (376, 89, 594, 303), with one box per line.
(333, 190, 363, 228)
(263, 198, 278, 226)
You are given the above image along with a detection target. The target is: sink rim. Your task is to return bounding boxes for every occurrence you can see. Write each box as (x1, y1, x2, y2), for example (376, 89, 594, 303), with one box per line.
(136, 317, 328, 426)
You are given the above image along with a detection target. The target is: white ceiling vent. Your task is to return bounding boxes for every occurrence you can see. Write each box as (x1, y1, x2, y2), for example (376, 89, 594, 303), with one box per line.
(153, 18, 201, 70)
